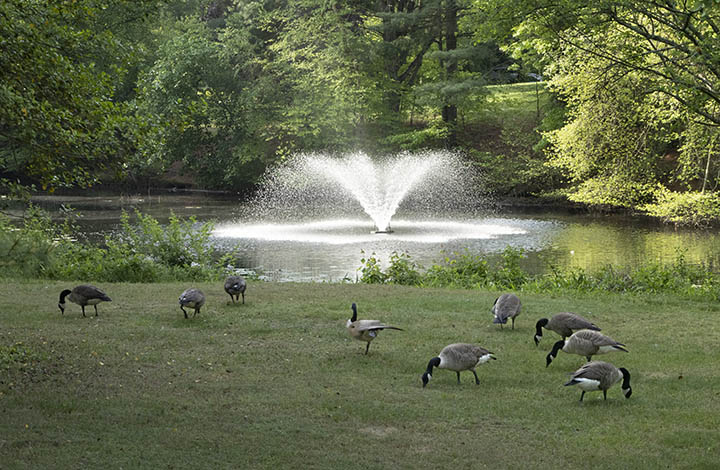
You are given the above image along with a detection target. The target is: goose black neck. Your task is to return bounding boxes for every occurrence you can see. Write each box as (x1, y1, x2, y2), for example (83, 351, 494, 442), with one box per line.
(619, 367, 631, 388)
(350, 303, 357, 322)
(59, 289, 71, 303)
(546, 340, 564, 367)
(550, 339, 564, 356)
(425, 357, 441, 375)
(535, 318, 548, 337)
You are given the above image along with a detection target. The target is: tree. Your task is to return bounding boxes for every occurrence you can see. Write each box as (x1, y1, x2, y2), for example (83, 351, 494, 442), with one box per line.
(480, 0, 720, 208)
(0, 0, 157, 191)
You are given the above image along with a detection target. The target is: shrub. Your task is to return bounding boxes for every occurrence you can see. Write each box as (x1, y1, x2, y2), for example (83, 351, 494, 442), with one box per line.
(0, 206, 64, 278)
(46, 210, 229, 282)
(424, 249, 489, 288)
(358, 251, 387, 284)
(385, 251, 423, 286)
(641, 188, 720, 227)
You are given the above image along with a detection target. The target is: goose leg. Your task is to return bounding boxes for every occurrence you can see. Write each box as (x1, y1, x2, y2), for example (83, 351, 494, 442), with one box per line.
(511, 318, 515, 330)
(586, 356, 592, 362)
(603, 390, 607, 400)
(181, 306, 188, 319)
(456, 371, 461, 384)
(365, 342, 370, 355)
(94, 305, 99, 317)
(242, 293, 245, 304)
(472, 370, 480, 385)
(81, 306, 87, 318)
(580, 391, 585, 402)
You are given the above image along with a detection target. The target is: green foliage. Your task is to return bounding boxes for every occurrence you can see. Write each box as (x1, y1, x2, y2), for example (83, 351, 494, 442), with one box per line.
(50, 210, 227, 282)
(0, 0, 154, 189)
(385, 251, 423, 286)
(0, 206, 64, 277)
(1, 208, 231, 282)
(358, 246, 720, 299)
(358, 251, 388, 284)
(641, 188, 720, 227)
(384, 123, 449, 150)
(424, 249, 489, 288)
(491, 246, 527, 289)
(135, 17, 270, 188)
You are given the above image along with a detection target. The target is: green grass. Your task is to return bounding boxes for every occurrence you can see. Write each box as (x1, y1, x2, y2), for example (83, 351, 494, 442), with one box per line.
(479, 82, 552, 125)
(1, 280, 719, 468)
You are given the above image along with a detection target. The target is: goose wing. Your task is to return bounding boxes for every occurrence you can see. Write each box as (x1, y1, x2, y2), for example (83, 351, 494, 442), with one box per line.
(353, 320, 403, 332)
(559, 312, 600, 331)
(74, 284, 111, 301)
(569, 361, 614, 381)
(574, 329, 622, 346)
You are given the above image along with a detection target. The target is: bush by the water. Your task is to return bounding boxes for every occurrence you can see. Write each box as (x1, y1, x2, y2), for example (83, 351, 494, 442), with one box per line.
(359, 247, 720, 300)
(0, 208, 233, 282)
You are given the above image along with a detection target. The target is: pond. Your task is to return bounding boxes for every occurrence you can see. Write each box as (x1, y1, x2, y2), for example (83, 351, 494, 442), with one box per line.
(29, 193, 720, 282)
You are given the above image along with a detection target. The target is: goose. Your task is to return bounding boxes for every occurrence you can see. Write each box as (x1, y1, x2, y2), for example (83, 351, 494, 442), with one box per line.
(534, 312, 601, 346)
(179, 288, 205, 318)
(58, 285, 111, 317)
(422, 343, 496, 387)
(224, 275, 247, 304)
(491, 293, 521, 329)
(546, 329, 628, 367)
(346, 303, 402, 354)
(564, 361, 632, 402)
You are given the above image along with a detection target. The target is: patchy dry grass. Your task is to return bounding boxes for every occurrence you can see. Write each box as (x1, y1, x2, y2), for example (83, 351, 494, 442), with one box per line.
(1, 280, 718, 468)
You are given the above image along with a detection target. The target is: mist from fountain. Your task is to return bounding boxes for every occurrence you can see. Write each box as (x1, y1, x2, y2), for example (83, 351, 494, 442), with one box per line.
(248, 150, 483, 233)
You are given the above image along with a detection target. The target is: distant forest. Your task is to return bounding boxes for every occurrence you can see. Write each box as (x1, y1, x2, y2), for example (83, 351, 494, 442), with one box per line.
(3, 0, 720, 224)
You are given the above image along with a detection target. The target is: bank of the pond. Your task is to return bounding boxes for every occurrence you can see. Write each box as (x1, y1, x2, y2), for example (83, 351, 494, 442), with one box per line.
(1, 281, 718, 469)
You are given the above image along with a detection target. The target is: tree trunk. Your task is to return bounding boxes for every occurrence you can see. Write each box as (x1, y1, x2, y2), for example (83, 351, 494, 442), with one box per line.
(442, 0, 458, 147)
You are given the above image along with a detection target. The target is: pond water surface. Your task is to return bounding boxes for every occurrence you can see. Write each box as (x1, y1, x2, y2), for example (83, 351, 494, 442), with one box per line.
(30, 193, 720, 282)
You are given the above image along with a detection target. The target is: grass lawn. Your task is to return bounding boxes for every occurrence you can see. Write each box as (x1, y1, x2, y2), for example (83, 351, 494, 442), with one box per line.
(1, 280, 718, 468)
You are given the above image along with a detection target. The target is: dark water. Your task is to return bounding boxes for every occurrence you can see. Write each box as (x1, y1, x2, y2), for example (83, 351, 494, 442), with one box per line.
(28, 194, 720, 282)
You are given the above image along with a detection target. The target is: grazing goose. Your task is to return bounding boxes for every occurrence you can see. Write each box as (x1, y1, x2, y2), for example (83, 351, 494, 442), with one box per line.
(346, 303, 402, 355)
(58, 285, 112, 317)
(179, 288, 205, 318)
(224, 275, 247, 304)
(546, 329, 628, 367)
(564, 361, 632, 402)
(491, 293, 521, 329)
(534, 312, 601, 346)
(422, 343, 496, 388)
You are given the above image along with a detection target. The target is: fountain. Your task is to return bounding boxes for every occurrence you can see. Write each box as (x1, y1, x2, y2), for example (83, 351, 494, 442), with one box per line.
(301, 153, 445, 233)
(241, 150, 484, 234)
(212, 150, 553, 281)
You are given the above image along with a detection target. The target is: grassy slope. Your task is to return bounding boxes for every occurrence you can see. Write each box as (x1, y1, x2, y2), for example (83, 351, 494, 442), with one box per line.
(1, 280, 719, 468)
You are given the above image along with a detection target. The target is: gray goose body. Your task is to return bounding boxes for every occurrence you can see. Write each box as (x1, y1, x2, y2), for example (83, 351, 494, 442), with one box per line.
(546, 329, 628, 366)
(564, 361, 632, 402)
(492, 293, 521, 329)
(58, 285, 112, 317)
(346, 303, 402, 354)
(224, 275, 247, 304)
(534, 312, 601, 345)
(179, 288, 205, 318)
(422, 343, 496, 387)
